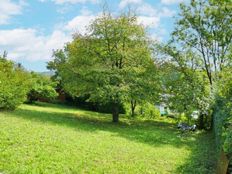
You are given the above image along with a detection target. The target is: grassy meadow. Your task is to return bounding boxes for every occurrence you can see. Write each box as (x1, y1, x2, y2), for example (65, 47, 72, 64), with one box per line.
(0, 103, 216, 174)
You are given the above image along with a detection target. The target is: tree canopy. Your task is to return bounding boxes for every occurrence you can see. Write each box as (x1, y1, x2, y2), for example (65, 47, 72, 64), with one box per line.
(171, 0, 232, 85)
(49, 13, 160, 122)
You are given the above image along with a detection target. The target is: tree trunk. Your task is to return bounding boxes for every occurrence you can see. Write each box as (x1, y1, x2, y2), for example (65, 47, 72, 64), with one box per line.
(210, 106, 217, 131)
(112, 103, 119, 123)
(216, 150, 229, 174)
(131, 100, 137, 117)
(198, 113, 204, 129)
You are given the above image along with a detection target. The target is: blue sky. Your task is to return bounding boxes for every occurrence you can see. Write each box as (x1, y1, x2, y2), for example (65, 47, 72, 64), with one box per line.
(0, 0, 185, 72)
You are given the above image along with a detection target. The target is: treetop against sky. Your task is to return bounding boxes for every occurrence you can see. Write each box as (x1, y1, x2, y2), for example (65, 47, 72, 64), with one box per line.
(0, 0, 184, 72)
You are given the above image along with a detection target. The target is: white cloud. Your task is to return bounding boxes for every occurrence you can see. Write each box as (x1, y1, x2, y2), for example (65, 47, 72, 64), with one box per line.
(56, 4, 72, 14)
(159, 7, 176, 17)
(161, 0, 184, 5)
(0, 6, 96, 62)
(136, 3, 157, 16)
(64, 7, 101, 34)
(150, 27, 167, 42)
(0, 29, 71, 61)
(119, 0, 143, 9)
(0, 12, 160, 62)
(150, 33, 163, 42)
(65, 12, 161, 35)
(118, 0, 176, 42)
(80, 7, 92, 16)
(0, 0, 25, 25)
(130, 3, 175, 18)
(118, 2, 161, 29)
(65, 15, 96, 35)
(0, 1, 171, 64)
(137, 16, 160, 29)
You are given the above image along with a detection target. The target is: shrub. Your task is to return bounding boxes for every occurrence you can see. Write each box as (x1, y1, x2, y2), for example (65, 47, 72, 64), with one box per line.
(138, 103, 160, 119)
(27, 72, 58, 103)
(0, 58, 30, 110)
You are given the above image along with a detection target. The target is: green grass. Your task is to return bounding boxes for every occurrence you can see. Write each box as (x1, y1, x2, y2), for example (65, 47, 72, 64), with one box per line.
(0, 102, 216, 174)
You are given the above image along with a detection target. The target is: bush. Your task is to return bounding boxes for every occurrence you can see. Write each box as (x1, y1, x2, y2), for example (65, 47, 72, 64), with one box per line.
(0, 58, 30, 110)
(27, 72, 58, 103)
(123, 102, 132, 116)
(177, 113, 188, 123)
(138, 103, 160, 119)
(123, 102, 160, 118)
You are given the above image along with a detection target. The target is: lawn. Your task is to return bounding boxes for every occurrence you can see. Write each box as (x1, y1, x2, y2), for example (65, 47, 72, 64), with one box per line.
(0, 103, 216, 174)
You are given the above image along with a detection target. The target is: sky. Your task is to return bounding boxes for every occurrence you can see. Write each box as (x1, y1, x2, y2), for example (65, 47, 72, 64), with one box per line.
(0, 0, 185, 72)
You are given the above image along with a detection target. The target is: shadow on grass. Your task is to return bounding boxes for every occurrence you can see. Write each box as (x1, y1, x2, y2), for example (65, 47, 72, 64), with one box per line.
(8, 106, 185, 148)
(175, 132, 217, 174)
(6, 103, 217, 173)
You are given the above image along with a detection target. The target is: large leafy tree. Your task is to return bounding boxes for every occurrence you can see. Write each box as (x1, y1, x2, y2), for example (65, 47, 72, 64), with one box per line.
(49, 13, 159, 122)
(172, 0, 232, 85)
(158, 0, 232, 129)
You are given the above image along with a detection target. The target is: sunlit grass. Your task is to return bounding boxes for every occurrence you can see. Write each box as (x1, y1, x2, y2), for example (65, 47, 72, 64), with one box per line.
(0, 102, 216, 173)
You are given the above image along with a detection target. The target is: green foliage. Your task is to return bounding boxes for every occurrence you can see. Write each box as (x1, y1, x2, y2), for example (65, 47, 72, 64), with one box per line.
(173, 0, 232, 85)
(0, 102, 217, 173)
(0, 57, 30, 110)
(214, 107, 232, 162)
(163, 1, 232, 168)
(163, 0, 232, 129)
(27, 72, 58, 103)
(214, 68, 232, 159)
(138, 103, 160, 119)
(223, 129, 232, 157)
(49, 12, 159, 122)
(124, 102, 160, 119)
(156, 52, 212, 129)
(177, 113, 188, 123)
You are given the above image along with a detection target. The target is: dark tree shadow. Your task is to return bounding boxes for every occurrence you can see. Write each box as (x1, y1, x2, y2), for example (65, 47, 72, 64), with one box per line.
(175, 132, 217, 174)
(10, 108, 184, 148)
